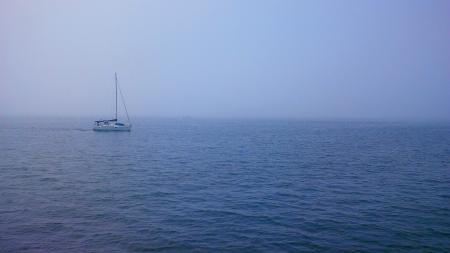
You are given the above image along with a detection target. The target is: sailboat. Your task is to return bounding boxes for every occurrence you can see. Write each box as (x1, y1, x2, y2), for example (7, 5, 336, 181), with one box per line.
(93, 72, 131, 131)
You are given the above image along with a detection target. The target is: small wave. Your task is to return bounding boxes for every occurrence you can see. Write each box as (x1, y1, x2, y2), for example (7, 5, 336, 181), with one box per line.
(25, 127, 91, 132)
(73, 128, 91, 132)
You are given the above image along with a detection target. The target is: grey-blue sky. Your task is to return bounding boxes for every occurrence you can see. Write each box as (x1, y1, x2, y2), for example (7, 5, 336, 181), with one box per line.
(1, 0, 449, 120)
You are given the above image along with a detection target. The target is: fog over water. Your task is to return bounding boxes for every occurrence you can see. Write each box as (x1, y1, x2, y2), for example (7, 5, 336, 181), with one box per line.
(1, 0, 449, 120)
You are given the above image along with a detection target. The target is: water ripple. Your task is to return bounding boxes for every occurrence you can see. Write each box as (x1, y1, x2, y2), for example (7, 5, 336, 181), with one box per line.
(0, 119, 449, 252)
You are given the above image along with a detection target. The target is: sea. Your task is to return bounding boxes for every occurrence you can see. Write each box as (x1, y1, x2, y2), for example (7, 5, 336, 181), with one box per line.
(0, 118, 449, 252)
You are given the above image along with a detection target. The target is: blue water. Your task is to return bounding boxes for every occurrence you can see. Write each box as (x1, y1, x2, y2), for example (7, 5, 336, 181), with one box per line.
(1, 118, 449, 252)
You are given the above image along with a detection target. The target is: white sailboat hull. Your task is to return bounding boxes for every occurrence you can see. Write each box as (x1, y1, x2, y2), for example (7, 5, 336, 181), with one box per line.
(93, 124, 131, 132)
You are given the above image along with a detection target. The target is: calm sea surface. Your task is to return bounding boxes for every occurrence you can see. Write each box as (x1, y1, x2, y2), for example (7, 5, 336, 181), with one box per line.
(1, 118, 449, 252)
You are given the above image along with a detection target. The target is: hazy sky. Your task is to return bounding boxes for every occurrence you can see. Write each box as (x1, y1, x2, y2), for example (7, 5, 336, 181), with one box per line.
(1, 0, 449, 120)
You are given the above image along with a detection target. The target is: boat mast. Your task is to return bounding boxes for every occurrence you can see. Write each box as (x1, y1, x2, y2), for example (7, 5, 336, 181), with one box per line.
(115, 72, 118, 120)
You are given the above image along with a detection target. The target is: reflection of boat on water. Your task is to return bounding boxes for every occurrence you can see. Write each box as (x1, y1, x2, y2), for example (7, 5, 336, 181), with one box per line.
(93, 73, 131, 132)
